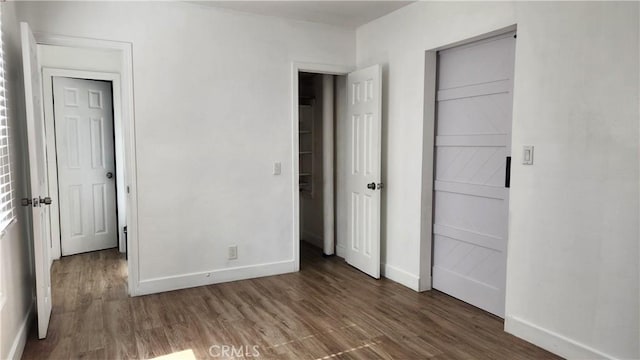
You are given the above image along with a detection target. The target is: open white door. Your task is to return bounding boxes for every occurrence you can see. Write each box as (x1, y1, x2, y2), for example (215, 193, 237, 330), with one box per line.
(21, 22, 53, 339)
(345, 65, 382, 279)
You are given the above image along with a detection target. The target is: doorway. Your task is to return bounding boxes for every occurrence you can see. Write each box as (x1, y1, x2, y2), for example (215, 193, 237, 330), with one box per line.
(294, 63, 383, 279)
(52, 77, 119, 256)
(431, 32, 516, 317)
(42, 68, 127, 261)
(298, 72, 335, 258)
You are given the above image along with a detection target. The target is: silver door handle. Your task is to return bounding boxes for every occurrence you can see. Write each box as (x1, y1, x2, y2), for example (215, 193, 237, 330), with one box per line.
(106, 172, 113, 179)
(39, 197, 52, 205)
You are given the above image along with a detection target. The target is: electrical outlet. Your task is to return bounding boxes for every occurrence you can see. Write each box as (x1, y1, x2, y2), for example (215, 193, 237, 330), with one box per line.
(228, 245, 238, 260)
(273, 161, 281, 175)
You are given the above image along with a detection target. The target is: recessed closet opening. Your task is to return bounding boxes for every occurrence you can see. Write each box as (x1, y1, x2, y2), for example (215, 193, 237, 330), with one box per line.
(297, 71, 346, 266)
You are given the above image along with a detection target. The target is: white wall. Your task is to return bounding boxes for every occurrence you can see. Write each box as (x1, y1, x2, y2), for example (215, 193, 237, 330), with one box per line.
(12, 1, 355, 294)
(357, 1, 639, 359)
(0, 3, 35, 359)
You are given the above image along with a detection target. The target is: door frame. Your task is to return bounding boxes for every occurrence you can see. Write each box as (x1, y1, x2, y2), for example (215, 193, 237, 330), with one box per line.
(419, 25, 518, 292)
(42, 69, 124, 259)
(34, 32, 140, 296)
(291, 62, 352, 271)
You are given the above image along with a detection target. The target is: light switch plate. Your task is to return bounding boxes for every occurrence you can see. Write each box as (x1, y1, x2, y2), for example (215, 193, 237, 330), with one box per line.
(523, 146, 534, 165)
(273, 161, 281, 175)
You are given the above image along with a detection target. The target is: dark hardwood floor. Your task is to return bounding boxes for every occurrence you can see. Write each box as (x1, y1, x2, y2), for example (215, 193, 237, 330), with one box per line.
(22, 243, 560, 359)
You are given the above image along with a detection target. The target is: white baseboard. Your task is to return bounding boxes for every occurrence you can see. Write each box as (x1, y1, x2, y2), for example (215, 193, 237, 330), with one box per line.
(7, 300, 34, 360)
(381, 263, 421, 291)
(301, 231, 323, 250)
(505, 315, 619, 360)
(136, 260, 296, 296)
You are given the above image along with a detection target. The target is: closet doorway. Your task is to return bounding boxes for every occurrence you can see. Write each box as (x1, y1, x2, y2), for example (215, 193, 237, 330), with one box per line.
(298, 72, 336, 257)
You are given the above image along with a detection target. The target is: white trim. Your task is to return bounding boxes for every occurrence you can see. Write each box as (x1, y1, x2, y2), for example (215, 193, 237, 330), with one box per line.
(291, 62, 352, 272)
(136, 260, 296, 296)
(295, 62, 353, 76)
(431, 25, 518, 53)
(336, 244, 346, 258)
(42, 68, 125, 261)
(505, 315, 618, 360)
(33, 33, 139, 296)
(321, 74, 335, 255)
(6, 301, 34, 360)
(419, 50, 437, 291)
(381, 263, 421, 292)
(418, 274, 432, 292)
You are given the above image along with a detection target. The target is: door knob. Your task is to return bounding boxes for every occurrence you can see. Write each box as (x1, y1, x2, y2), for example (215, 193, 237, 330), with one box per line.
(367, 182, 376, 190)
(106, 172, 113, 179)
(39, 197, 52, 205)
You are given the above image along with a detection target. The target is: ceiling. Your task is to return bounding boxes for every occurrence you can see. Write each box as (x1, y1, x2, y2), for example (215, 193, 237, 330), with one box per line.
(189, 1, 414, 28)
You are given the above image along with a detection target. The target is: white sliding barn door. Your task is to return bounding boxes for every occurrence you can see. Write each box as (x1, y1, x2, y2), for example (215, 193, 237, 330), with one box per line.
(433, 33, 516, 317)
(53, 77, 118, 255)
(21, 22, 53, 339)
(345, 65, 382, 279)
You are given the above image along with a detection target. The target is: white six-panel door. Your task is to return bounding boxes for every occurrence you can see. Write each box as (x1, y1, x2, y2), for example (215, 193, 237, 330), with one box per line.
(21, 22, 53, 339)
(53, 77, 118, 255)
(345, 65, 382, 279)
(433, 33, 516, 317)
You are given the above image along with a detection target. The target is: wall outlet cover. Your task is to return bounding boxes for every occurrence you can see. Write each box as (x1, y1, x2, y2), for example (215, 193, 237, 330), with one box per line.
(228, 245, 238, 260)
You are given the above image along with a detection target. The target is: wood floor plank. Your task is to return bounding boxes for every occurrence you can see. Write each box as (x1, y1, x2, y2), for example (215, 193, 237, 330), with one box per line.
(103, 331, 138, 360)
(135, 327, 172, 359)
(22, 246, 561, 360)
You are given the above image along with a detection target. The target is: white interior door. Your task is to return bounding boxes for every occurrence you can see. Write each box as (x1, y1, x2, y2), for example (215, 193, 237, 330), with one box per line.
(432, 33, 516, 317)
(345, 65, 382, 279)
(53, 77, 117, 256)
(21, 22, 52, 339)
